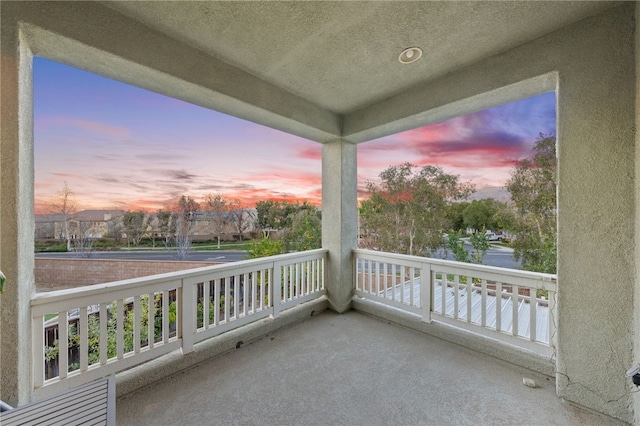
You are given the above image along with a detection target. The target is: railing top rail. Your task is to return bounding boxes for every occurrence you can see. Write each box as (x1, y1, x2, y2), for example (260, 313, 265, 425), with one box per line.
(32, 249, 328, 307)
(353, 248, 557, 283)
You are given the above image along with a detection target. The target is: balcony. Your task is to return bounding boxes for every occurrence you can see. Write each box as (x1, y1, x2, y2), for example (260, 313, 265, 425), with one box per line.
(26, 249, 620, 424)
(116, 310, 618, 425)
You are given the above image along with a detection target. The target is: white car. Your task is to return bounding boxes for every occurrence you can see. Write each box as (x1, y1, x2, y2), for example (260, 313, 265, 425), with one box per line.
(484, 231, 503, 241)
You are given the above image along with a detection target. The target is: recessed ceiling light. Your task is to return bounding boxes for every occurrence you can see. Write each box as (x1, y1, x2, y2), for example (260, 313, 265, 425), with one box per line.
(398, 47, 423, 64)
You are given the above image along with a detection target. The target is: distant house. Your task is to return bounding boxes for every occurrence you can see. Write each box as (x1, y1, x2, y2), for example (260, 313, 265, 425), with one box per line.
(35, 210, 124, 240)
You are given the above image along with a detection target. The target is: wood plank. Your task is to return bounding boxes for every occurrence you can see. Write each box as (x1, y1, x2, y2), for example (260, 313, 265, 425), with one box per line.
(1, 376, 114, 426)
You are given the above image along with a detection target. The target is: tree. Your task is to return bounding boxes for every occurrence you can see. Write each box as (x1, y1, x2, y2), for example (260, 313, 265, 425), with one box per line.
(287, 208, 321, 252)
(462, 199, 503, 232)
(505, 135, 557, 273)
(105, 217, 124, 244)
(446, 201, 469, 232)
(174, 195, 199, 260)
(359, 163, 474, 256)
(228, 199, 255, 241)
(255, 200, 318, 247)
(122, 211, 148, 247)
(446, 231, 470, 263)
(247, 238, 284, 258)
(156, 209, 176, 248)
(71, 220, 96, 258)
(204, 193, 231, 248)
(50, 181, 76, 251)
(469, 229, 490, 264)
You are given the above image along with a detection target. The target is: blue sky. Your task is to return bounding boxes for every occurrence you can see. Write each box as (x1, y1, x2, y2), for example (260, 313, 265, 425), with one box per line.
(34, 57, 555, 212)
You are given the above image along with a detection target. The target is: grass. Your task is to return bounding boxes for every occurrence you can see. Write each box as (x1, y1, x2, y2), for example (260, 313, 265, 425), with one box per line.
(191, 241, 255, 251)
(34, 241, 68, 253)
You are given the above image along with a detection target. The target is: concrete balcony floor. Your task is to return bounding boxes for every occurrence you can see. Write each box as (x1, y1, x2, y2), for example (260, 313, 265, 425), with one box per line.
(117, 310, 622, 425)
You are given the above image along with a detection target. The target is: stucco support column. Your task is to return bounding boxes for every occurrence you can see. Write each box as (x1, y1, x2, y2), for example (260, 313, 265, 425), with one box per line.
(634, 3, 640, 424)
(0, 18, 35, 406)
(322, 139, 357, 313)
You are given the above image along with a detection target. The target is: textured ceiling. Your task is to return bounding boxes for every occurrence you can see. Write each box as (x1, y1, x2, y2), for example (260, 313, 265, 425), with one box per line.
(104, 1, 615, 114)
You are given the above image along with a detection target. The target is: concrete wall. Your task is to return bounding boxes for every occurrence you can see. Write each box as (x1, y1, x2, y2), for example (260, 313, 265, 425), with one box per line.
(34, 259, 220, 292)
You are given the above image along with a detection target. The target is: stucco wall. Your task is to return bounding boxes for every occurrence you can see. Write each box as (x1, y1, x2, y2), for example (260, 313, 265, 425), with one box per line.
(348, 5, 636, 422)
(0, 12, 35, 406)
(34, 259, 220, 292)
(635, 3, 640, 424)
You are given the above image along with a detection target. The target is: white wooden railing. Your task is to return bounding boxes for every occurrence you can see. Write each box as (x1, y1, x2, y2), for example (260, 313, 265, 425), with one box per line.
(353, 249, 557, 356)
(31, 249, 326, 397)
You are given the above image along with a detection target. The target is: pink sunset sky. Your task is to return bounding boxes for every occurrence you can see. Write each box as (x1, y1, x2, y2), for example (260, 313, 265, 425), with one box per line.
(34, 57, 555, 214)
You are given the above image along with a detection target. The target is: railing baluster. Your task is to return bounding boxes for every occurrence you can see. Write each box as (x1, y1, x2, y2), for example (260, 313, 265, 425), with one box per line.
(495, 283, 502, 332)
(100, 302, 108, 364)
(273, 264, 282, 318)
(421, 266, 431, 323)
(372, 259, 377, 294)
(512, 285, 519, 337)
(382, 262, 388, 299)
(133, 296, 141, 353)
(33, 314, 45, 387)
(453, 275, 459, 319)
(311, 260, 316, 293)
(79, 306, 88, 372)
(366, 259, 370, 293)
(264, 269, 269, 308)
(251, 271, 257, 314)
(283, 265, 289, 301)
(59, 310, 68, 379)
(181, 279, 195, 354)
(162, 290, 169, 343)
(235, 275, 241, 319)
(243, 272, 249, 317)
(116, 300, 124, 359)
(409, 267, 415, 307)
(466, 276, 472, 323)
(400, 266, 405, 304)
(529, 288, 537, 342)
(224, 277, 230, 323)
(204, 280, 210, 329)
(214, 278, 220, 326)
(296, 262, 301, 298)
(148, 293, 154, 348)
(481, 279, 487, 328)
(441, 271, 447, 315)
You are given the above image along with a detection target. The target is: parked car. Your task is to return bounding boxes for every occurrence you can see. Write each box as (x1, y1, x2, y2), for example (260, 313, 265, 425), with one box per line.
(484, 231, 503, 242)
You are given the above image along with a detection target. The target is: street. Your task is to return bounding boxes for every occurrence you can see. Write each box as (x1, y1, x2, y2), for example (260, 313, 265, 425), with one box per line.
(35, 250, 249, 263)
(433, 243, 521, 270)
(36, 244, 520, 269)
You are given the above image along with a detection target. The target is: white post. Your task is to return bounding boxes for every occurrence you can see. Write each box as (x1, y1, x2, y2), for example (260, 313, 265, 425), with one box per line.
(322, 139, 357, 313)
(421, 266, 431, 323)
(272, 263, 282, 319)
(180, 279, 195, 354)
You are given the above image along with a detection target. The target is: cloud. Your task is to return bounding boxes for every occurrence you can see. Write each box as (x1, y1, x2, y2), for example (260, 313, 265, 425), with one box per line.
(40, 116, 131, 138)
(170, 170, 198, 181)
(296, 145, 322, 160)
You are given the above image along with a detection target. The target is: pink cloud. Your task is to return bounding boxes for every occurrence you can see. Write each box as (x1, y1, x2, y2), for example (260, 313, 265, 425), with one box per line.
(296, 145, 322, 160)
(39, 116, 130, 138)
